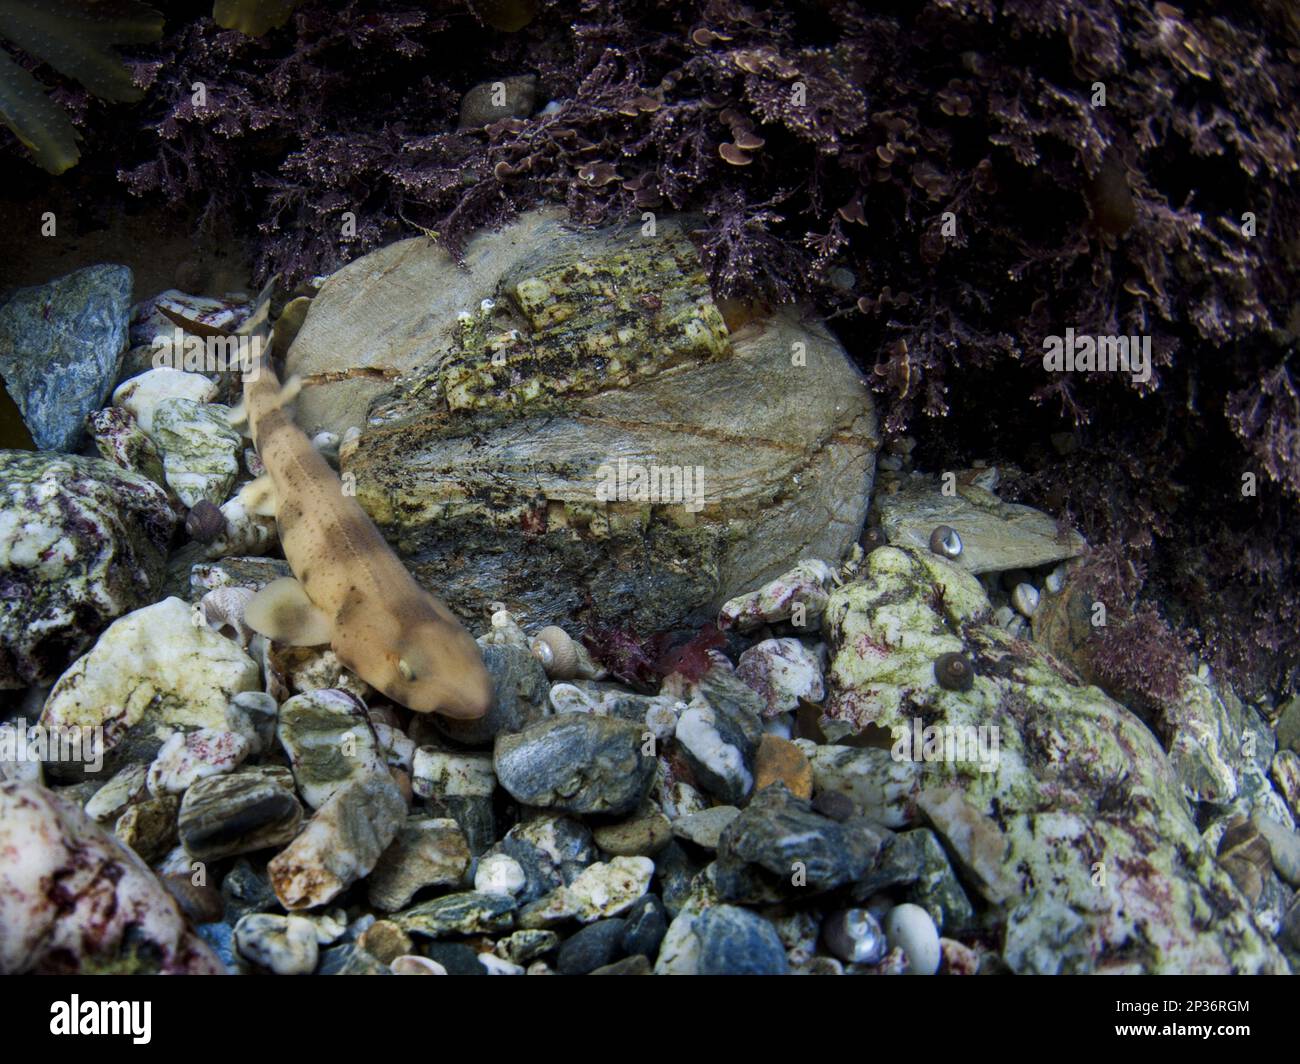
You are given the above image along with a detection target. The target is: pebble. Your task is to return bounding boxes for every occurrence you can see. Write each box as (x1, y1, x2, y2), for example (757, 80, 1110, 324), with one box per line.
(476, 853, 528, 896)
(695, 905, 789, 975)
(591, 805, 673, 856)
(1253, 813, 1300, 887)
(822, 908, 887, 964)
(718, 559, 836, 631)
(357, 920, 412, 964)
(432, 643, 550, 746)
(391, 955, 446, 975)
(112, 366, 217, 434)
(753, 734, 814, 798)
(113, 795, 179, 864)
(0, 782, 222, 974)
(674, 700, 760, 803)
(84, 764, 149, 822)
(736, 638, 825, 716)
(496, 929, 559, 965)
(494, 715, 655, 816)
(234, 913, 319, 975)
(566, 857, 655, 921)
(268, 772, 407, 910)
(1011, 582, 1040, 618)
(367, 816, 470, 912)
(713, 784, 883, 902)
(220, 857, 279, 922)
(412, 747, 497, 799)
(39, 596, 261, 778)
(178, 765, 303, 861)
(146, 728, 251, 795)
(277, 688, 387, 809)
(619, 894, 668, 958)
(397, 891, 517, 938)
(671, 806, 741, 850)
(150, 399, 241, 508)
(422, 941, 486, 975)
(883, 903, 941, 975)
(479, 953, 526, 975)
(557, 919, 627, 974)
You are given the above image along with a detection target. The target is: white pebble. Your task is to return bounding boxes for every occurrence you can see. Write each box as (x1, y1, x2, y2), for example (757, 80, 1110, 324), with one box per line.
(478, 953, 525, 975)
(1011, 582, 1039, 618)
(475, 853, 527, 896)
(1044, 565, 1066, 594)
(391, 955, 446, 975)
(883, 903, 941, 976)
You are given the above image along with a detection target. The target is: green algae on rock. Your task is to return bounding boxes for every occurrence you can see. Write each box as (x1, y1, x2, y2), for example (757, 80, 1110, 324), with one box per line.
(820, 545, 1286, 974)
(0, 451, 177, 689)
(308, 212, 876, 632)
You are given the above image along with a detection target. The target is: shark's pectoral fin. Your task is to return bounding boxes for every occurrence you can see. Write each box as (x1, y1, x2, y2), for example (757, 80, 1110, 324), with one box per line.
(238, 474, 278, 517)
(245, 577, 333, 647)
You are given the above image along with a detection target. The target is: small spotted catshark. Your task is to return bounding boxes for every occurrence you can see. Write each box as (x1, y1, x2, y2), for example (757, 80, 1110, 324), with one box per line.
(232, 295, 493, 719)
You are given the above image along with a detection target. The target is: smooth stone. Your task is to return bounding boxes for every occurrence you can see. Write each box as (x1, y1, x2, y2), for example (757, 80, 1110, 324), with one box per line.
(557, 919, 626, 974)
(39, 596, 261, 778)
(268, 772, 407, 910)
(475, 852, 527, 896)
(368, 816, 471, 912)
(915, 786, 1017, 905)
(396, 891, 517, 938)
(478, 953, 525, 975)
(411, 747, 496, 799)
(423, 941, 488, 975)
(674, 698, 761, 803)
(179, 766, 304, 861)
(114, 794, 179, 864)
(277, 688, 386, 809)
(1253, 813, 1300, 887)
(695, 905, 789, 975)
(671, 806, 741, 850)
(357, 920, 412, 964)
(494, 715, 655, 816)
(84, 764, 149, 822)
(883, 903, 941, 975)
(718, 559, 837, 632)
(490, 815, 597, 904)
(619, 893, 668, 958)
(0, 781, 222, 973)
(591, 804, 673, 856)
(112, 366, 217, 433)
(233, 913, 319, 975)
(713, 784, 883, 903)
(0, 453, 176, 689)
(0, 264, 131, 451)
